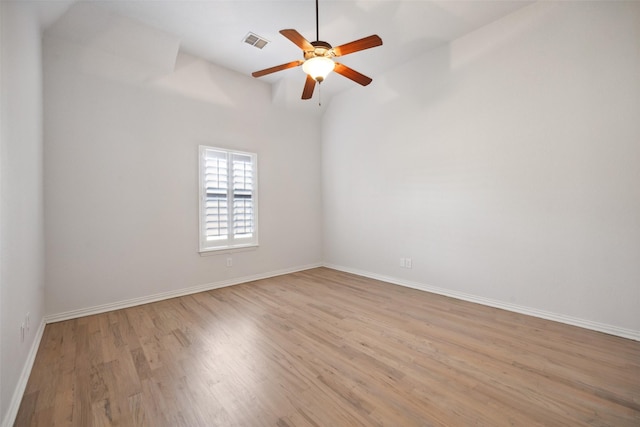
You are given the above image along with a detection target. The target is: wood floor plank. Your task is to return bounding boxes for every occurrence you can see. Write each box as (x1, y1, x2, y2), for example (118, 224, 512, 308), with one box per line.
(14, 267, 640, 426)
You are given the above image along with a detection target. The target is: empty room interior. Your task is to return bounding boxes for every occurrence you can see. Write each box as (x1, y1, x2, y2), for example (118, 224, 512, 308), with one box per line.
(1, 0, 639, 426)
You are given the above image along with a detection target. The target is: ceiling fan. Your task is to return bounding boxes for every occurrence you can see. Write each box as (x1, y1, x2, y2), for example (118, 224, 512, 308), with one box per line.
(251, 0, 383, 100)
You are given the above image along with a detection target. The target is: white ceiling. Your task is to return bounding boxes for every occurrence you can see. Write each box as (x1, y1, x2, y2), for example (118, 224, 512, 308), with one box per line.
(45, 0, 535, 102)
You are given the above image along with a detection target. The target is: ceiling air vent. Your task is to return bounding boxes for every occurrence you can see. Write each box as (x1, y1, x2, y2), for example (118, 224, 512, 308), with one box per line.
(243, 32, 269, 49)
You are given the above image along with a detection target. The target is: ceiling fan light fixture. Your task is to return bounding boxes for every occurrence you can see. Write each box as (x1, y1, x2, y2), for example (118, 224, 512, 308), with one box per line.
(302, 56, 335, 82)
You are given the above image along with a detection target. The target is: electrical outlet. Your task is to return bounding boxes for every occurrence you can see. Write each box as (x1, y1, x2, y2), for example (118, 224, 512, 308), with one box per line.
(400, 258, 405, 268)
(226, 257, 233, 267)
(20, 323, 25, 343)
(405, 258, 412, 268)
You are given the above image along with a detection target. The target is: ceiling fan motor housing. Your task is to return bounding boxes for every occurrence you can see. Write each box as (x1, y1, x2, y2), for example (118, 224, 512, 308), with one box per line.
(304, 40, 334, 59)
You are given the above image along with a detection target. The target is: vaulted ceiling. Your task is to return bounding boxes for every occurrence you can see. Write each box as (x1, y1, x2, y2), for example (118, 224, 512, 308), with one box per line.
(43, 0, 535, 104)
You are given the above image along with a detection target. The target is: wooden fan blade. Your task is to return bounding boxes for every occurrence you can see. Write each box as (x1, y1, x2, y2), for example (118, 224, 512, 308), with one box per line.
(334, 63, 373, 86)
(332, 35, 382, 57)
(301, 74, 316, 99)
(252, 60, 304, 78)
(280, 29, 314, 51)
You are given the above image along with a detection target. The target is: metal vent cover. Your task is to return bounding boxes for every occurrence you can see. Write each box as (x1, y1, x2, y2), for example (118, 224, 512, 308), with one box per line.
(243, 32, 269, 49)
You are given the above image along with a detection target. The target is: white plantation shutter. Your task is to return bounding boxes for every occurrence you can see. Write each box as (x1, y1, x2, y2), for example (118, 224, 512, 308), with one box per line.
(232, 154, 254, 239)
(204, 150, 229, 241)
(199, 147, 258, 251)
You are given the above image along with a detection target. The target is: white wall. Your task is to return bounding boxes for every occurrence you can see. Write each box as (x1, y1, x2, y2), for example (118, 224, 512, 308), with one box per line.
(0, 2, 46, 424)
(323, 1, 640, 337)
(43, 35, 323, 316)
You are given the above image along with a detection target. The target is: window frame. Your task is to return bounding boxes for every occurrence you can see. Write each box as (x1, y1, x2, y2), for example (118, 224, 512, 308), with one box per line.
(198, 145, 259, 253)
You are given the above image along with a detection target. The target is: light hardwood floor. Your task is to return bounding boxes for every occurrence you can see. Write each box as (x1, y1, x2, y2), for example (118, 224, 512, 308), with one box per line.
(15, 268, 640, 426)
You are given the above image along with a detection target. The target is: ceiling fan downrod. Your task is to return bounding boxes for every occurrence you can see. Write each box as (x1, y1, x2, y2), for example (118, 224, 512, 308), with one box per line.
(315, 0, 320, 42)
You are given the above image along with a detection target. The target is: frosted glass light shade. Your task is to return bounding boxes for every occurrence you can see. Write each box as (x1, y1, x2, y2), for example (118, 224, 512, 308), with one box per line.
(302, 57, 335, 82)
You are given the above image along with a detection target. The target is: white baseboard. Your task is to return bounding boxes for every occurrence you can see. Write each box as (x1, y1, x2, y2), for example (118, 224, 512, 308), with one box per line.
(44, 261, 640, 340)
(45, 263, 323, 324)
(1, 320, 46, 427)
(324, 263, 640, 342)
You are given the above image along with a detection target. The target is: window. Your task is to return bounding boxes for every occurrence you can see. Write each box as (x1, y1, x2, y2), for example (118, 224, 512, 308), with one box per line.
(199, 146, 258, 252)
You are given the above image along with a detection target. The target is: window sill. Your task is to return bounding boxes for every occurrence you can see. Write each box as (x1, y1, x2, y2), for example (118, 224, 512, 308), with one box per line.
(199, 244, 258, 257)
